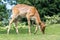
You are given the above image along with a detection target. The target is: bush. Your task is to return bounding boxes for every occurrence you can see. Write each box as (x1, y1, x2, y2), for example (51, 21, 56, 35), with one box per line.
(45, 15, 60, 25)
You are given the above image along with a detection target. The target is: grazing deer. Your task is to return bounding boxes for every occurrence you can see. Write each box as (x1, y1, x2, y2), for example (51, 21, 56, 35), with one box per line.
(7, 4, 46, 34)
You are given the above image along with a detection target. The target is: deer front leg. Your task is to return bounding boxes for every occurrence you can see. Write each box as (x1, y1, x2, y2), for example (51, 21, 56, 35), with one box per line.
(34, 18, 39, 34)
(26, 15, 31, 34)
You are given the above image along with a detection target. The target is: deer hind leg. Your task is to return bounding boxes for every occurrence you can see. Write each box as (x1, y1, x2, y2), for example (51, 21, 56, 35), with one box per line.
(7, 14, 18, 34)
(14, 20, 19, 34)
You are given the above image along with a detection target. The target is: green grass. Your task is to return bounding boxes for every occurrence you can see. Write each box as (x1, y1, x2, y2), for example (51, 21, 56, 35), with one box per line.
(0, 24, 60, 40)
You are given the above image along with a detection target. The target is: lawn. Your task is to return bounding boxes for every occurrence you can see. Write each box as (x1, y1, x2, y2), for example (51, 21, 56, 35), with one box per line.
(0, 24, 60, 40)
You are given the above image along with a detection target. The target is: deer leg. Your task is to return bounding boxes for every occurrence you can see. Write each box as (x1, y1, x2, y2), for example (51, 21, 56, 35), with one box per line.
(7, 22, 11, 34)
(7, 14, 17, 34)
(26, 15, 31, 34)
(28, 18, 31, 34)
(14, 20, 19, 34)
(34, 18, 39, 34)
(34, 25, 38, 34)
(7, 18, 15, 34)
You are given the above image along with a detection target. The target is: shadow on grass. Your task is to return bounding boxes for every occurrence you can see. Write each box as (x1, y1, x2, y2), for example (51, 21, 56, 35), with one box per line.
(0, 26, 36, 34)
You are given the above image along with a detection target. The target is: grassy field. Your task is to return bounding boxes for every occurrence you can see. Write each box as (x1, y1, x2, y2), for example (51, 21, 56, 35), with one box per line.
(0, 24, 60, 40)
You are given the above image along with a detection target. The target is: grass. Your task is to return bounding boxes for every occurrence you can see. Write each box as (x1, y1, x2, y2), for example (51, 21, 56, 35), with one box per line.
(0, 24, 60, 40)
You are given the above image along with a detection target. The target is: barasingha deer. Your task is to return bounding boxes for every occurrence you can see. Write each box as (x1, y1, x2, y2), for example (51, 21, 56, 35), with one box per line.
(7, 4, 46, 34)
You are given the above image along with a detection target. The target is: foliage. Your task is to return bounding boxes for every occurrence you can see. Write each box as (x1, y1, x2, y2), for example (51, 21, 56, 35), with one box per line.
(0, 24, 60, 40)
(16, 0, 60, 19)
(0, 4, 8, 26)
(45, 14, 60, 25)
(0, 0, 60, 26)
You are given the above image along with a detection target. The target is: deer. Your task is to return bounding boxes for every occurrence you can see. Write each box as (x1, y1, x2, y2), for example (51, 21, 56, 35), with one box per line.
(7, 4, 46, 34)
